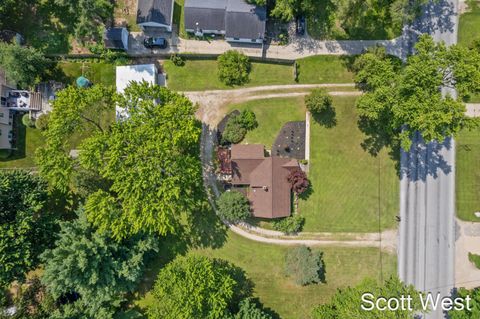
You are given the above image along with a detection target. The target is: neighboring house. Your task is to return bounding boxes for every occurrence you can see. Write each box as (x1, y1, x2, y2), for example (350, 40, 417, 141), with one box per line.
(103, 28, 129, 51)
(115, 64, 159, 120)
(184, 0, 266, 44)
(224, 144, 299, 218)
(0, 73, 43, 149)
(136, 0, 174, 32)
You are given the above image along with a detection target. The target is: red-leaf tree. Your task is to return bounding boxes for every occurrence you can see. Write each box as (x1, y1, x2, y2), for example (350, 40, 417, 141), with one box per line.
(287, 168, 309, 195)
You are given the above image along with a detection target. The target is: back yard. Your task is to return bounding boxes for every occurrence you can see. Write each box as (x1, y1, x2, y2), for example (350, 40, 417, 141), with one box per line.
(134, 231, 396, 319)
(456, 127, 480, 221)
(163, 56, 354, 91)
(459, 2, 480, 102)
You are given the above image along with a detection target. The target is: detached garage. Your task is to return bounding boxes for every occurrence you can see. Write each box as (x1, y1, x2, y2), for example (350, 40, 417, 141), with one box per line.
(136, 0, 174, 32)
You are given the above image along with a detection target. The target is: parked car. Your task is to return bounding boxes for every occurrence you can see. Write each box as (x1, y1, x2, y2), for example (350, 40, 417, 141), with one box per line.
(296, 17, 305, 36)
(143, 37, 168, 49)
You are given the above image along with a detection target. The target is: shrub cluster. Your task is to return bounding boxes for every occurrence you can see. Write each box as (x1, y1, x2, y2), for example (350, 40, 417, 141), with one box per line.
(218, 50, 251, 86)
(305, 88, 333, 115)
(21, 114, 35, 128)
(222, 110, 258, 144)
(35, 113, 50, 131)
(170, 54, 185, 66)
(272, 215, 305, 234)
(216, 191, 251, 222)
(285, 245, 325, 286)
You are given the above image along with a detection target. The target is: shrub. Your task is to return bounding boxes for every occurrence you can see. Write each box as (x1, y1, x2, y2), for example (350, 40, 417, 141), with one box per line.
(469, 253, 480, 269)
(234, 298, 273, 319)
(35, 113, 50, 130)
(272, 215, 305, 234)
(217, 50, 251, 86)
(285, 245, 325, 286)
(287, 168, 309, 194)
(305, 88, 333, 115)
(21, 114, 35, 127)
(216, 191, 251, 222)
(222, 119, 247, 144)
(237, 110, 258, 130)
(170, 54, 185, 66)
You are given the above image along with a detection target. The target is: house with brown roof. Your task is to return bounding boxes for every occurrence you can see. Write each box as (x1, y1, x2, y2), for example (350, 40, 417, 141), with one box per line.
(228, 144, 299, 219)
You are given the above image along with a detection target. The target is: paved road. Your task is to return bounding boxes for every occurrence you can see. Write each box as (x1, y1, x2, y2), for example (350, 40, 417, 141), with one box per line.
(398, 1, 458, 318)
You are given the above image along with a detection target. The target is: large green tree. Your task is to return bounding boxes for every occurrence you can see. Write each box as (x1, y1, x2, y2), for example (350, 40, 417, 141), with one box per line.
(449, 287, 480, 318)
(0, 43, 47, 88)
(41, 209, 158, 318)
(37, 82, 204, 240)
(312, 276, 424, 318)
(148, 254, 251, 319)
(354, 35, 480, 153)
(0, 170, 55, 289)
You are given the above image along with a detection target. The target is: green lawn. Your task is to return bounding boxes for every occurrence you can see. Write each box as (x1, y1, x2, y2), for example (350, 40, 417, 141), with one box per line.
(296, 56, 354, 84)
(459, 4, 480, 47)
(0, 117, 44, 169)
(134, 231, 396, 319)
(227, 97, 306, 147)
(299, 96, 399, 232)
(164, 60, 295, 91)
(456, 127, 480, 221)
(58, 62, 116, 86)
(173, 0, 186, 37)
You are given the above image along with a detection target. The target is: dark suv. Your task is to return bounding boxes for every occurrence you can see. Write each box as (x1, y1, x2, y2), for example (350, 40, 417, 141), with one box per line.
(143, 37, 168, 49)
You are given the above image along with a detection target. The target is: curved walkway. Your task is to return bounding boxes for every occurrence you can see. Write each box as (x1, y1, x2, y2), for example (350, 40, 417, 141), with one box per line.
(197, 85, 396, 251)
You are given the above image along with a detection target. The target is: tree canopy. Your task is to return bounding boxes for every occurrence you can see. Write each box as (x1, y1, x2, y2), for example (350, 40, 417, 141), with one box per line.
(217, 51, 251, 86)
(353, 35, 480, 153)
(216, 191, 251, 222)
(312, 276, 424, 318)
(37, 82, 204, 240)
(0, 170, 56, 289)
(41, 209, 158, 318)
(0, 43, 48, 88)
(285, 245, 325, 286)
(449, 287, 480, 318)
(147, 254, 251, 319)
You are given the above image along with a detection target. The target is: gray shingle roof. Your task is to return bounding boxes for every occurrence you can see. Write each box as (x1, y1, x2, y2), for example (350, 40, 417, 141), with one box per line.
(184, 7, 226, 31)
(103, 28, 124, 49)
(137, 0, 173, 26)
(225, 0, 266, 40)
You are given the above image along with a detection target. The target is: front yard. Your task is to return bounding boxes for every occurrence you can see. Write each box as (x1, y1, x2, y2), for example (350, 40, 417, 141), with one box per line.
(456, 127, 480, 221)
(459, 2, 480, 102)
(134, 231, 396, 319)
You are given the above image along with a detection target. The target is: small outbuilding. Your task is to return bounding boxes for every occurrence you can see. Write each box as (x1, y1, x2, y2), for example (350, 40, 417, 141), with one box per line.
(136, 0, 174, 32)
(103, 28, 129, 51)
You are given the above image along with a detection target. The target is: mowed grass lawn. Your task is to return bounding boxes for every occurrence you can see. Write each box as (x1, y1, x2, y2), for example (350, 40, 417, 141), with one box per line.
(456, 128, 480, 221)
(227, 97, 306, 147)
(459, 4, 480, 47)
(135, 231, 396, 319)
(59, 62, 116, 86)
(300, 96, 399, 232)
(163, 56, 354, 91)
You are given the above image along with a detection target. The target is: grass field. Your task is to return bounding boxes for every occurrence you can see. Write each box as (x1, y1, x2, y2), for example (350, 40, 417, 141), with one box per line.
(456, 127, 480, 221)
(163, 56, 354, 91)
(173, 0, 186, 37)
(227, 97, 306, 147)
(299, 96, 399, 232)
(134, 231, 396, 319)
(459, 3, 480, 47)
(0, 117, 44, 169)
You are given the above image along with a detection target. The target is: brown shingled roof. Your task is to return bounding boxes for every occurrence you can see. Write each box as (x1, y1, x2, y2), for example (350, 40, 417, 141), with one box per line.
(229, 144, 299, 218)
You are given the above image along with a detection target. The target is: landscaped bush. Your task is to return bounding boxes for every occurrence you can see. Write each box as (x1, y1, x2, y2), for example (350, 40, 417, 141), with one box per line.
(287, 168, 309, 195)
(217, 50, 251, 86)
(35, 113, 50, 131)
(222, 118, 247, 144)
(469, 252, 480, 269)
(216, 191, 251, 222)
(237, 110, 258, 130)
(305, 88, 333, 115)
(170, 54, 185, 66)
(21, 114, 35, 128)
(272, 215, 305, 234)
(285, 245, 325, 286)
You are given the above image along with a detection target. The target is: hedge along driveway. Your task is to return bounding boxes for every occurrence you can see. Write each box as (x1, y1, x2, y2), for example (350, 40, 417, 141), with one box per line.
(163, 56, 355, 91)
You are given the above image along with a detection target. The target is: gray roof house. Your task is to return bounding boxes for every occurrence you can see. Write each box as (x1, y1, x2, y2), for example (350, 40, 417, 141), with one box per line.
(103, 28, 129, 51)
(184, 0, 266, 44)
(137, 0, 174, 31)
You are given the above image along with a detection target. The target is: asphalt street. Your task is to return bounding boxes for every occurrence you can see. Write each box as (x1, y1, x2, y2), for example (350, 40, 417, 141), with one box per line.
(398, 1, 458, 319)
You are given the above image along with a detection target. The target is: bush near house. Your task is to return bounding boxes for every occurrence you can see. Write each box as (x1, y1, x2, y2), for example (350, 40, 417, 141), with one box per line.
(218, 50, 251, 86)
(21, 114, 35, 128)
(272, 215, 305, 234)
(35, 113, 50, 131)
(216, 191, 251, 222)
(285, 245, 326, 286)
(221, 110, 258, 144)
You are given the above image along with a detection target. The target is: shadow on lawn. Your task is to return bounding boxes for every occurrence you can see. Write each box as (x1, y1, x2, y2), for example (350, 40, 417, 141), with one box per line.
(312, 107, 337, 128)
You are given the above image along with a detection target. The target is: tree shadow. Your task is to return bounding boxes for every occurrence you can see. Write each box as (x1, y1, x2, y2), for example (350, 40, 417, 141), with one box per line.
(312, 107, 337, 128)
